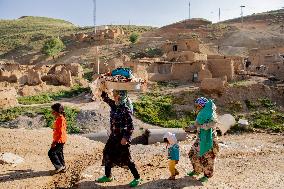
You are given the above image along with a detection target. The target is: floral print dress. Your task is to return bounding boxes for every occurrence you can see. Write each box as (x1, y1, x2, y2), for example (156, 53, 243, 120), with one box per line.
(101, 92, 134, 167)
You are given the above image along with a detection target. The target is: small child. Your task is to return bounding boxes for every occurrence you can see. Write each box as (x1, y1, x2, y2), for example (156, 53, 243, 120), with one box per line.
(163, 132, 180, 180)
(48, 103, 67, 174)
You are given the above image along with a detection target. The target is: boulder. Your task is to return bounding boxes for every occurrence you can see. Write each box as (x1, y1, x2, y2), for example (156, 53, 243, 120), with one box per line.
(0, 88, 18, 109)
(27, 69, 43, 86)
(0, 153, 24, 165)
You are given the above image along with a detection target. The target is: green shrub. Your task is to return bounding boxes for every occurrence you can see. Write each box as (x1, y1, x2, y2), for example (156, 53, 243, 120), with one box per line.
(83, 70, 93, 82)
(244, 99, 258, 110)
(129, 32, 139, 43)
(18, 86, 90, 105)
(258, 98, 275, 108)
(42, 37, 65, 58)
(228, 100, 243, 113)
(0, 107, 26, 122)
(134, 93, 195, 128)
(251, 111, 284, 132)
(41, 107, 80, 134)
(145, 48, 163, 58)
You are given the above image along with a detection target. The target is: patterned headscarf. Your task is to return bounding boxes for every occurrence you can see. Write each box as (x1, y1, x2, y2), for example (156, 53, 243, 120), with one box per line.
(113, 90, 134, 114)
(195, 97, 217, 125)
(195, 97, 209, 108)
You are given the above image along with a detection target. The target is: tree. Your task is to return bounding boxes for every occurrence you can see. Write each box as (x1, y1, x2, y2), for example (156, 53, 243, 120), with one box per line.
(129, 32, 139, 44)
(42, 37, 65, 59)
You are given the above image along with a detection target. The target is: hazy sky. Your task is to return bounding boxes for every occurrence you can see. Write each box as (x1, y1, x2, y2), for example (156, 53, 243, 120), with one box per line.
(0, 0, 283, 27)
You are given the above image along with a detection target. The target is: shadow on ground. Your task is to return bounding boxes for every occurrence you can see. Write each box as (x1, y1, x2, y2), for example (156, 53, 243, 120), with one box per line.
(0, 169, 51, 183)
(74, 176, 203, 189)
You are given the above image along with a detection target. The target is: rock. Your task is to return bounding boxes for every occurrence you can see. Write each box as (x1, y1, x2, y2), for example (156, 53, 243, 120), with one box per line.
(0, 115, 46, 129)
(27, 69, 43, 86)
(238, 119, 249, 126)
(76, 109, 108, 133)
(200, 77, 228, 94)
(0, 153, 24, 165)
(0, 87, 18, 109)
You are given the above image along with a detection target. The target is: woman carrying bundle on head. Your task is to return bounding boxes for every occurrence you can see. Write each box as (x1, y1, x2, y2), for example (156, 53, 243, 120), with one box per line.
(96, 90, 141, 187)
(187, 97, 220, 182)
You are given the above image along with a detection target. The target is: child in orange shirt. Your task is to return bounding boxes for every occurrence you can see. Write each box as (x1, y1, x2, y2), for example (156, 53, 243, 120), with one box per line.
(48, 103, 67, 173)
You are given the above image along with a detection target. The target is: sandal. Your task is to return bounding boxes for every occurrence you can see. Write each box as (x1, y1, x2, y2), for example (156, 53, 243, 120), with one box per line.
(199, 176, 209, 182)
(96, 176, 113, 183)
(129, 178, 142, 187)
(187, 171, 199, 177)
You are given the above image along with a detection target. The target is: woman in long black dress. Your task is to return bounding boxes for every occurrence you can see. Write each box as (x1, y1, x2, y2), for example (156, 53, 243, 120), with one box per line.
(96, 90, 141, 187)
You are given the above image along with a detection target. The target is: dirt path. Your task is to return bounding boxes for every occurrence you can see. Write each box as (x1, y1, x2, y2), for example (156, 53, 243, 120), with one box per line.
(1, 128, 283, 189)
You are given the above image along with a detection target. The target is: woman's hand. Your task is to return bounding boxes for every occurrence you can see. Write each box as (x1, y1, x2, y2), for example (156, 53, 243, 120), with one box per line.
(121, 138, 128, 145)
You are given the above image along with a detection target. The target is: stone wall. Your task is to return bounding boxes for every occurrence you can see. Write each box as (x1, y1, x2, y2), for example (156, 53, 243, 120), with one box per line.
(166, 51, 207, 62)
(267, 62, 284, 80)
(171, 62, 203, 81)
(248, 47, 284, 66)
(200, 77, 227, 94)
(198, 65, 212, 82)
(162, 39, 202, 53)
(207, 58, 235, 81)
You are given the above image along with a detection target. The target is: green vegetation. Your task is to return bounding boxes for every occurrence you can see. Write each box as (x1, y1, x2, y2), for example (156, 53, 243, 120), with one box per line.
(18, 86, 90, 105)
(0, 105, 80, 133)
(130, 47, 163, 59)
(230, 98, 283, 133)
(228, 100, 243, 113)
(145, 48, 163, 58)
(134, 93, 195, 128)
(42, 37, 65, 58)
(0, 16, 77, 54)
(129, 32, 139, 43)
(251, 110, 284, 133)
(83, 69, 93, 82)
(0, 17, 155, 56)
(109, 25, 155, 35)
(41, 107, 80, 133)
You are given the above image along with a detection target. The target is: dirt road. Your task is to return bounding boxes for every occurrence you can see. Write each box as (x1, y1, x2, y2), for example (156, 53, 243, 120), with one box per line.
(1, 128, 283, 189)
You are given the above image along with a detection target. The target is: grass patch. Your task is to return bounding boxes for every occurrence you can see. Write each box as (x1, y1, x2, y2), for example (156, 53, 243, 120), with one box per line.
(134, 93, 195, 128)
(83, 70, 93, 82)
(41, 107, 80, 134)
(18, 86, 90, 105)
(0, 105, 80, 133)
(250, 110, 284, 133)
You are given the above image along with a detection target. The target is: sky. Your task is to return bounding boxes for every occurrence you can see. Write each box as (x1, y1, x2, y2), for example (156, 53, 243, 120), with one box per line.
(0, 0, 283, 27)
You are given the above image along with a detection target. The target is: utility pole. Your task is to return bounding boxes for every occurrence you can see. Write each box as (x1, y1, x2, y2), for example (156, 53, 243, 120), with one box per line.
(240, 5, 245, 25)
(189, 1, 191, 19)
(218, 8, 221, 21)
(93, 0, 100, 74)
(93, 0, 97, 34)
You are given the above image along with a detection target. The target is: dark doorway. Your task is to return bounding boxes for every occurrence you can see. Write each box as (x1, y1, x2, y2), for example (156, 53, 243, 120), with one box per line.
(173, 45, 178, 51)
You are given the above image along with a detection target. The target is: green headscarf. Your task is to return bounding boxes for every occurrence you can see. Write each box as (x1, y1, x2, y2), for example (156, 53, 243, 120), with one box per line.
(113, 90, 134, 114)
(195, 98, 217, 157)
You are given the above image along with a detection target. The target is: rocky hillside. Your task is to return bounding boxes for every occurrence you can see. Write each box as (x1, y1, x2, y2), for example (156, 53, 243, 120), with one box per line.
(0, 16, 155, 63)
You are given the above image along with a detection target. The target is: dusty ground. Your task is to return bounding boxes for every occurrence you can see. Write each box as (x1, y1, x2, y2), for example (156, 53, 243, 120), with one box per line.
(1, 127, 283, 189)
